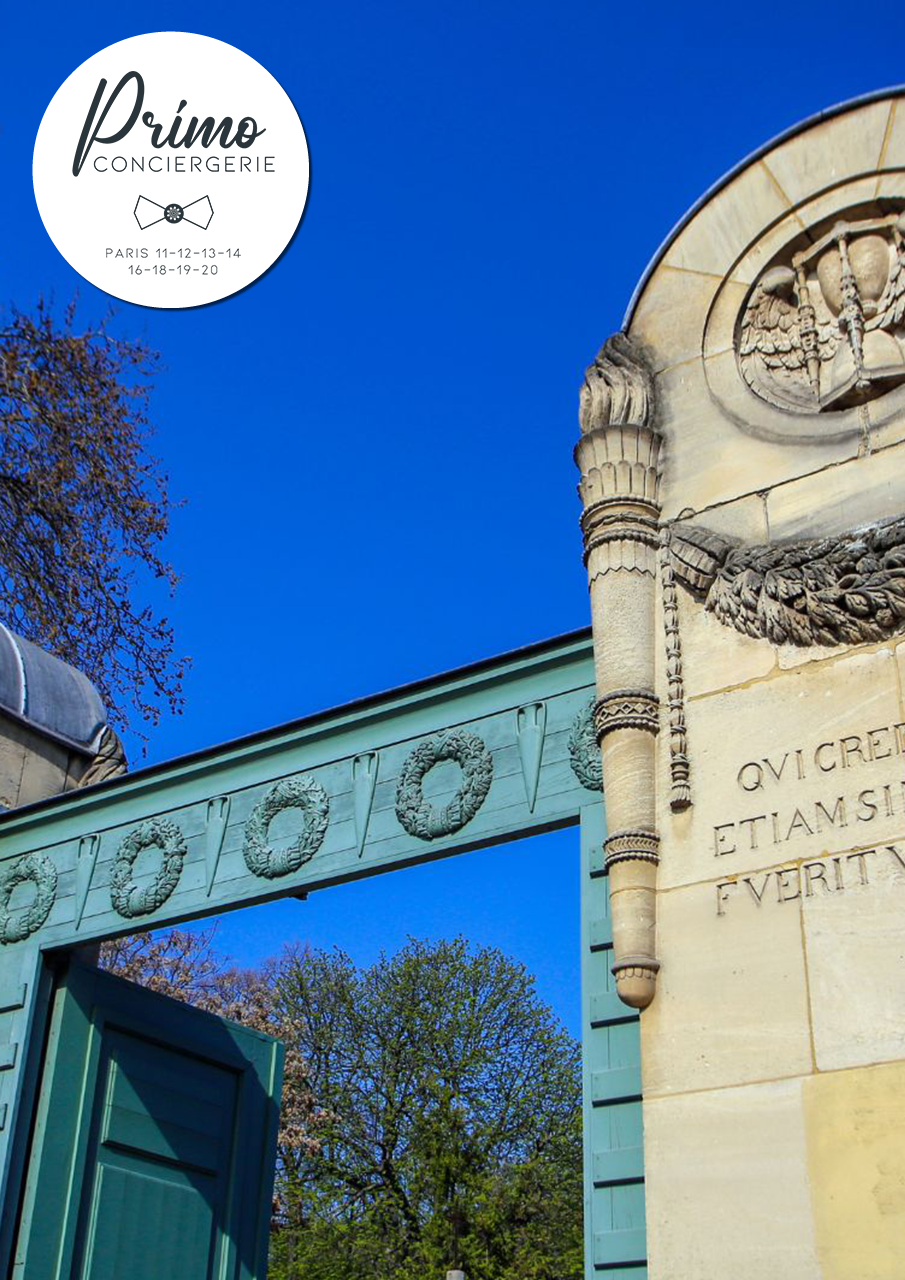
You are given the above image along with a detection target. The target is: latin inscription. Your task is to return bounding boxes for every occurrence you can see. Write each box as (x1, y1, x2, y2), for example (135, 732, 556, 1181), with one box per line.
(716, 844, 905, 915)
(713, 718, 905, 857)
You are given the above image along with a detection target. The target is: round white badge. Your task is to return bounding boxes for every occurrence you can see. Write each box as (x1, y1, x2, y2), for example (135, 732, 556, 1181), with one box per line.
(33, 32, 309, 308)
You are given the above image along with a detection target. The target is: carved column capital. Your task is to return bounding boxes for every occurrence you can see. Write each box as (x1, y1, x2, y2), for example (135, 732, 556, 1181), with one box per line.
(604, 828, 660, 870)
(594, 689, 660, 740)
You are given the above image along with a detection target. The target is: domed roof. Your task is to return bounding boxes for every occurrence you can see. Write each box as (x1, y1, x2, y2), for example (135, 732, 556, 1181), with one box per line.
(0, 624, 107, 752)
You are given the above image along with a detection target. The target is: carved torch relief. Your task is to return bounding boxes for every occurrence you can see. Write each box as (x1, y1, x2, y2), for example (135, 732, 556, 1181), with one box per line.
(574, 335, 663, 1009)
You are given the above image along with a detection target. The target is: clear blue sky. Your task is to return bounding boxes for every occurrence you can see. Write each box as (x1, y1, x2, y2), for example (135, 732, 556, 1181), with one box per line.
(3, 1, 902, 1036)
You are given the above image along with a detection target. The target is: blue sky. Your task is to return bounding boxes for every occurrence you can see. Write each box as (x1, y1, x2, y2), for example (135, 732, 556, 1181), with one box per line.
(3, 1, 903, 1036)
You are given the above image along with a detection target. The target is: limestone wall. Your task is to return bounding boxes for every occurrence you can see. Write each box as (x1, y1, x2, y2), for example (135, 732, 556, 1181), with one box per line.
(0, 710, 92, 809)
(619, 92, 905, 1278)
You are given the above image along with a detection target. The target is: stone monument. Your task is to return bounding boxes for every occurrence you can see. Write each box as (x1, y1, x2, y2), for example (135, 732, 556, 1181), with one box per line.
(577, 88, 905, 1276)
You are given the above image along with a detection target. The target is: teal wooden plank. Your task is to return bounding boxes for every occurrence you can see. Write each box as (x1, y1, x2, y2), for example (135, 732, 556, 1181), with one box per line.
(581, 804, 646, 1280)
(0, 987, 26, 1016)
(590, 989, 631, 1026)
(591, 1068, 641, 1105)
(594, 1228, 647, 1267)
(593, 1145, 644, 1186)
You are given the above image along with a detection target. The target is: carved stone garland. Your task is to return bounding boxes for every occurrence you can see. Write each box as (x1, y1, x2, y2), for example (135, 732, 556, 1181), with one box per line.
(666, 515, 905, 648)
(574, 333, 662, 1009)
(0, 853, 57, 944)
(111, 818, 187, 918)
(243, 775, 330, 879)
(395, 729, 493, 841)
(568, 698, 603, 792)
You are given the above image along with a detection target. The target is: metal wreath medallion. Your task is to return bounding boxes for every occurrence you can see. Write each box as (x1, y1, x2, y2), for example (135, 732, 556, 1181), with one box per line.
(568, 698, 602, 792)
(111, 818, 187, 918)
(243, 775, 329, 879)
(0, 853, 57, 944)
(395, 729, 493, 841)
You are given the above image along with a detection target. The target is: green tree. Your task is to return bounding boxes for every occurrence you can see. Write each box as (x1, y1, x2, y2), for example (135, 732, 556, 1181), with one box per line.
(269, 937, 582, 1280)
(0, 299, 185, 732)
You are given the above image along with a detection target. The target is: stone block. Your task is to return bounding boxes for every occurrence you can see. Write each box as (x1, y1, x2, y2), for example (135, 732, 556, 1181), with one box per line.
(803, 1060, 905, 1279)
(662, 162, 790, 280)
(802, 845, 905, 1071)
(644, 1079, 820, 1279)
(762, 102, 891, 207)
(642, 878, 812, 1096)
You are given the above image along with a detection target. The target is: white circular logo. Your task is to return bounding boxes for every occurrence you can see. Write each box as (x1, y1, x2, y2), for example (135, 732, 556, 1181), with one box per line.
(33, 32, 310, 308)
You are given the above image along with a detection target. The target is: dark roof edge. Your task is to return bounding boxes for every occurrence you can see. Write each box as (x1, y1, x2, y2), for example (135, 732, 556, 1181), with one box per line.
(622, 85, 905, 330)
(2, 627, 594, 821)
(0, 701, 96, 756)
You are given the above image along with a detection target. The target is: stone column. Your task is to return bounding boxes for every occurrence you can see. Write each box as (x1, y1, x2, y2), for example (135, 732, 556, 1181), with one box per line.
(574, 335, 661, 1009)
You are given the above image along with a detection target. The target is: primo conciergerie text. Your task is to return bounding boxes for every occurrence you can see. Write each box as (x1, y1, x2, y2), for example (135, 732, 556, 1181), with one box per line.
(72, 72, 274, 176)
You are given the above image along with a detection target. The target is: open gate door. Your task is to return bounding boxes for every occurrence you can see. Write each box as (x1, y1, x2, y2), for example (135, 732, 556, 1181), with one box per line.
(11, 961, 283, 1280)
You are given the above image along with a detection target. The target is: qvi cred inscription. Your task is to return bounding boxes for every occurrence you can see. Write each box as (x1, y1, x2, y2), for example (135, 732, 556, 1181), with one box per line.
(712, 718, 905, 857)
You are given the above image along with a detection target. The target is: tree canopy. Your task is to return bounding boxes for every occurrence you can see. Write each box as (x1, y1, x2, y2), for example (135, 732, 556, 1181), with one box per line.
(102, 932, 583, 1280)
(0, 300, 184, 732)
(271, 937, 583, 1280)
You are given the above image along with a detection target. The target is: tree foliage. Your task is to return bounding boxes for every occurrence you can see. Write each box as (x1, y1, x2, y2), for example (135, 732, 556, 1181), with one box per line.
(0, 300, 185, 731)
(101, 932, 583, 1280)
(272, 937, 582, 1280)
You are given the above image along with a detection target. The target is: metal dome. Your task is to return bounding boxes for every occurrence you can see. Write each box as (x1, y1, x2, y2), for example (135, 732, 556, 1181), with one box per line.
(0, 624, 107, 752)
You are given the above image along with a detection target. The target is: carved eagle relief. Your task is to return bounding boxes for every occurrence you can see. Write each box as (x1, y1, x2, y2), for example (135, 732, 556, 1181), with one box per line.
(738, 267, 838, 384)
(665, 518, 905, 647)
(737, 211, 905, 411)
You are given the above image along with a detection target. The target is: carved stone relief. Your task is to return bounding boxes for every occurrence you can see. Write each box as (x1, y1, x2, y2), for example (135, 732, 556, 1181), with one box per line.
(243, 775, 330, 879)
(0, 853, 57, 943)
(395, 729, 493, 841)
(110, 818, 186, 918)
(739, 209, 905, 414)
(568, 698, 602, 792)
(574, 334, 663, 1008)
(665, 516, 905, 648)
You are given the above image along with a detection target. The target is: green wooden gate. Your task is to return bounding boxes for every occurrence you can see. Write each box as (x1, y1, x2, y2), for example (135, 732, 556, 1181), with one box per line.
(0, 629, 644, 1278)
(13, 962, 282, 1280)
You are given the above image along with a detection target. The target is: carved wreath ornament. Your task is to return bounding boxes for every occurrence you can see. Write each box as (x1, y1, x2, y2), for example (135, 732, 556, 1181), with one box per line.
(111, 818, 187, 918)
(666, 516, 905, 647)
(395, 729, 493, 841)
(0, 853, 57, 944)
(568, 698, 602, 792)
(243, 775, 329, 878)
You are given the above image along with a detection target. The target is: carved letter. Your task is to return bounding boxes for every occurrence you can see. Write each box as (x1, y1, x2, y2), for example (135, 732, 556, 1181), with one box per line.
(803, 861, 831, 895)
(713, 823, 737, 856)
(738, 762, 765, 792)
(775, 868, 801, 902)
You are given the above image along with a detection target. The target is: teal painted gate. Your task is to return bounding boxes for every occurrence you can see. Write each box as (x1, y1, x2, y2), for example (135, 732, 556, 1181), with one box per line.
(0, 630, 645, 1277)
(12, 961, 282, 1280)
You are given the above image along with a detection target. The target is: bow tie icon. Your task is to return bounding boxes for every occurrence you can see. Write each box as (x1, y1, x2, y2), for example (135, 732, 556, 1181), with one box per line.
(134, 195, 214, 231)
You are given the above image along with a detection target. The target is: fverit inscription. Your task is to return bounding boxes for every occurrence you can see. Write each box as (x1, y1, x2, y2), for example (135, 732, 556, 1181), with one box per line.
(715, 843, 905, 915)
